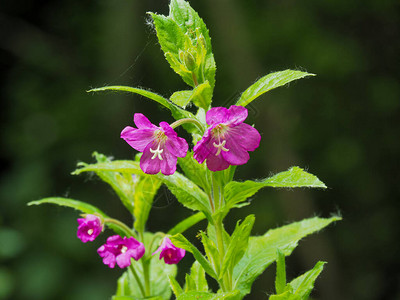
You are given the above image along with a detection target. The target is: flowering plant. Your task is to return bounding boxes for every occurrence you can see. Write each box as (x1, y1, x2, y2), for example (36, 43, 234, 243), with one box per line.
(29, 0, 340, 299)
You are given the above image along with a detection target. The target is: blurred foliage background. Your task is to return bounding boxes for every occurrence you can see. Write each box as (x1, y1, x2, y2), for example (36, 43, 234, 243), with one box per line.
(1, 0, 399, 299)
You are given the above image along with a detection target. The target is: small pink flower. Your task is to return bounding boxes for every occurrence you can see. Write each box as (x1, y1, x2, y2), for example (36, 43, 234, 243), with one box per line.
(121, 113, 188, 175)
(97, 235, 145, 268)
(153, 237, 185, 264)
(193, 105, 261, 171)
(77, 214, 103, 243)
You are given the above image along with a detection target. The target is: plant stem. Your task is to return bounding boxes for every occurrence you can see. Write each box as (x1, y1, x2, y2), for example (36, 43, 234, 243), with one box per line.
(129, 263, 146, 297)
(192, 72, 199, 86)
(170, 117, 205, 133)
(211, 172, 232, 291)
(104, 218, 137, 238)
(142, 259, 151, 296)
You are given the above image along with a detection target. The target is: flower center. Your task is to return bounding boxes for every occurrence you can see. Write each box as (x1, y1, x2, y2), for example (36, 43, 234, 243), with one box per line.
(87, 229, 94, 235)
(150, 144, 164, 160)
(213, 139, 229, 156)
(120, 246, 128, 253)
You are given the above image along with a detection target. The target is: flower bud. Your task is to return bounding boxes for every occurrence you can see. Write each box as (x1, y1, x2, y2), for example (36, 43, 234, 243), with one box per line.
(77, 214, 103, 243)
(152, 237, 185, 264)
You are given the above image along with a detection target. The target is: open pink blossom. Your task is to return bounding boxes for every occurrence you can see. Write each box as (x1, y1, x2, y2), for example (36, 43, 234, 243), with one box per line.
(97, 235, 145, 268)
(77, 214, 103, 243)
(121, 113, 188, 175)
(193, 105, 261, 171)
(152, 237, 185, 264)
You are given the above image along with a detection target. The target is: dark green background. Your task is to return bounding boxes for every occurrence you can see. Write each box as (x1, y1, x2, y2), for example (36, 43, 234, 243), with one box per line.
(1, 0, 399, 299)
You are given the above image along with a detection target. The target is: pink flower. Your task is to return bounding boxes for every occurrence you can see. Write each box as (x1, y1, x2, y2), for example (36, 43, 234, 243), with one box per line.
(193, 105, 261, 171)
(97, 235, 145, 268)
(153, 237, 186, 264)
(121, 113, 188, 175)
(77, 214, 103, 243)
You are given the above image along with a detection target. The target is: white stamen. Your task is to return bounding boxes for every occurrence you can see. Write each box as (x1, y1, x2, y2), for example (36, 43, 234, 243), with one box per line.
(213, 140, 229, 156)
(121, 246, 128, 253)
(87, 229, 94, 235)
(150, 144, 164, 160)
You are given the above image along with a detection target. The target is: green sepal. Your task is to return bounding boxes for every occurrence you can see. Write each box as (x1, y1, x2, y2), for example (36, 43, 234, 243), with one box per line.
(236, 70, 315, 107)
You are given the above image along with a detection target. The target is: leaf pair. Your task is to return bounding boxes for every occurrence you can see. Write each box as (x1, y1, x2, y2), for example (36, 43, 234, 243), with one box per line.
(270, 249, 326, 300)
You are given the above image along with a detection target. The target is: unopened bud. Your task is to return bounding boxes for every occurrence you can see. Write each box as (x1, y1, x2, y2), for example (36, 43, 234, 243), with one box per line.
(183, 52, 197, 71)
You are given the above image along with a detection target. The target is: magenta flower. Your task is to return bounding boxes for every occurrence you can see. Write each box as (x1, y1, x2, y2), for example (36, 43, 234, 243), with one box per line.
(77, 214, 103, 243)
(193, 105, 261, 171)
(121, 113, 188, 175)
(97, 235, 145, 268)
(152, 237, 185, 264)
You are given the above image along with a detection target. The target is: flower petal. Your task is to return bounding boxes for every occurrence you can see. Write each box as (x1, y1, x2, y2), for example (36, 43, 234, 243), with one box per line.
(206, 107, 229, 125)
(160, 149, 178, 175)
(116, 253, 132, 268)
(165, 137, 188, 158)
(226, 105, 248, 126)
(140, 142, 162, 175)
(222, 134, 250, 166)
(134, 113, 158, 129)
(121, 126, 156, 152)
(229, 123, 261, 151)
(193, 128, 215, 164)
(206, 153, 230, 171)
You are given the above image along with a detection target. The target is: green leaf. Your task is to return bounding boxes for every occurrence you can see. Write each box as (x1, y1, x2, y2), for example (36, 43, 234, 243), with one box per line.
(167, 212, 206, 235)
(27, 197, 130, 237)
(289, 261, 326, 298)
(186, 261, 208, 292)
(269, 291, 299, 300)
(178, 151, 211, 193)
(236, 70, 315, 107)
(150, 13, 194, 87)
(190, 81, 212, 109)
(134, 176, 162, 234)
(170, 90, 193, 108)
(220, 215, 255, 279)
(170, 81, 212, 110)
(81, 152, 137, 213)
(87, 85, 200, 134)
(169, 0, 216, 88)
(275, 249, 286, 295)
(200, 231, 220, 274)
(176, 291, 240, 300)
(170, 233, 217, 279)
(28, 197, 106, 217)
(184, 273, 197, 292)
(232, 216, 340, 298)
(168, 275, 183, 298)
(73, 160, 212, 221)
(224, 167, 327, 210)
